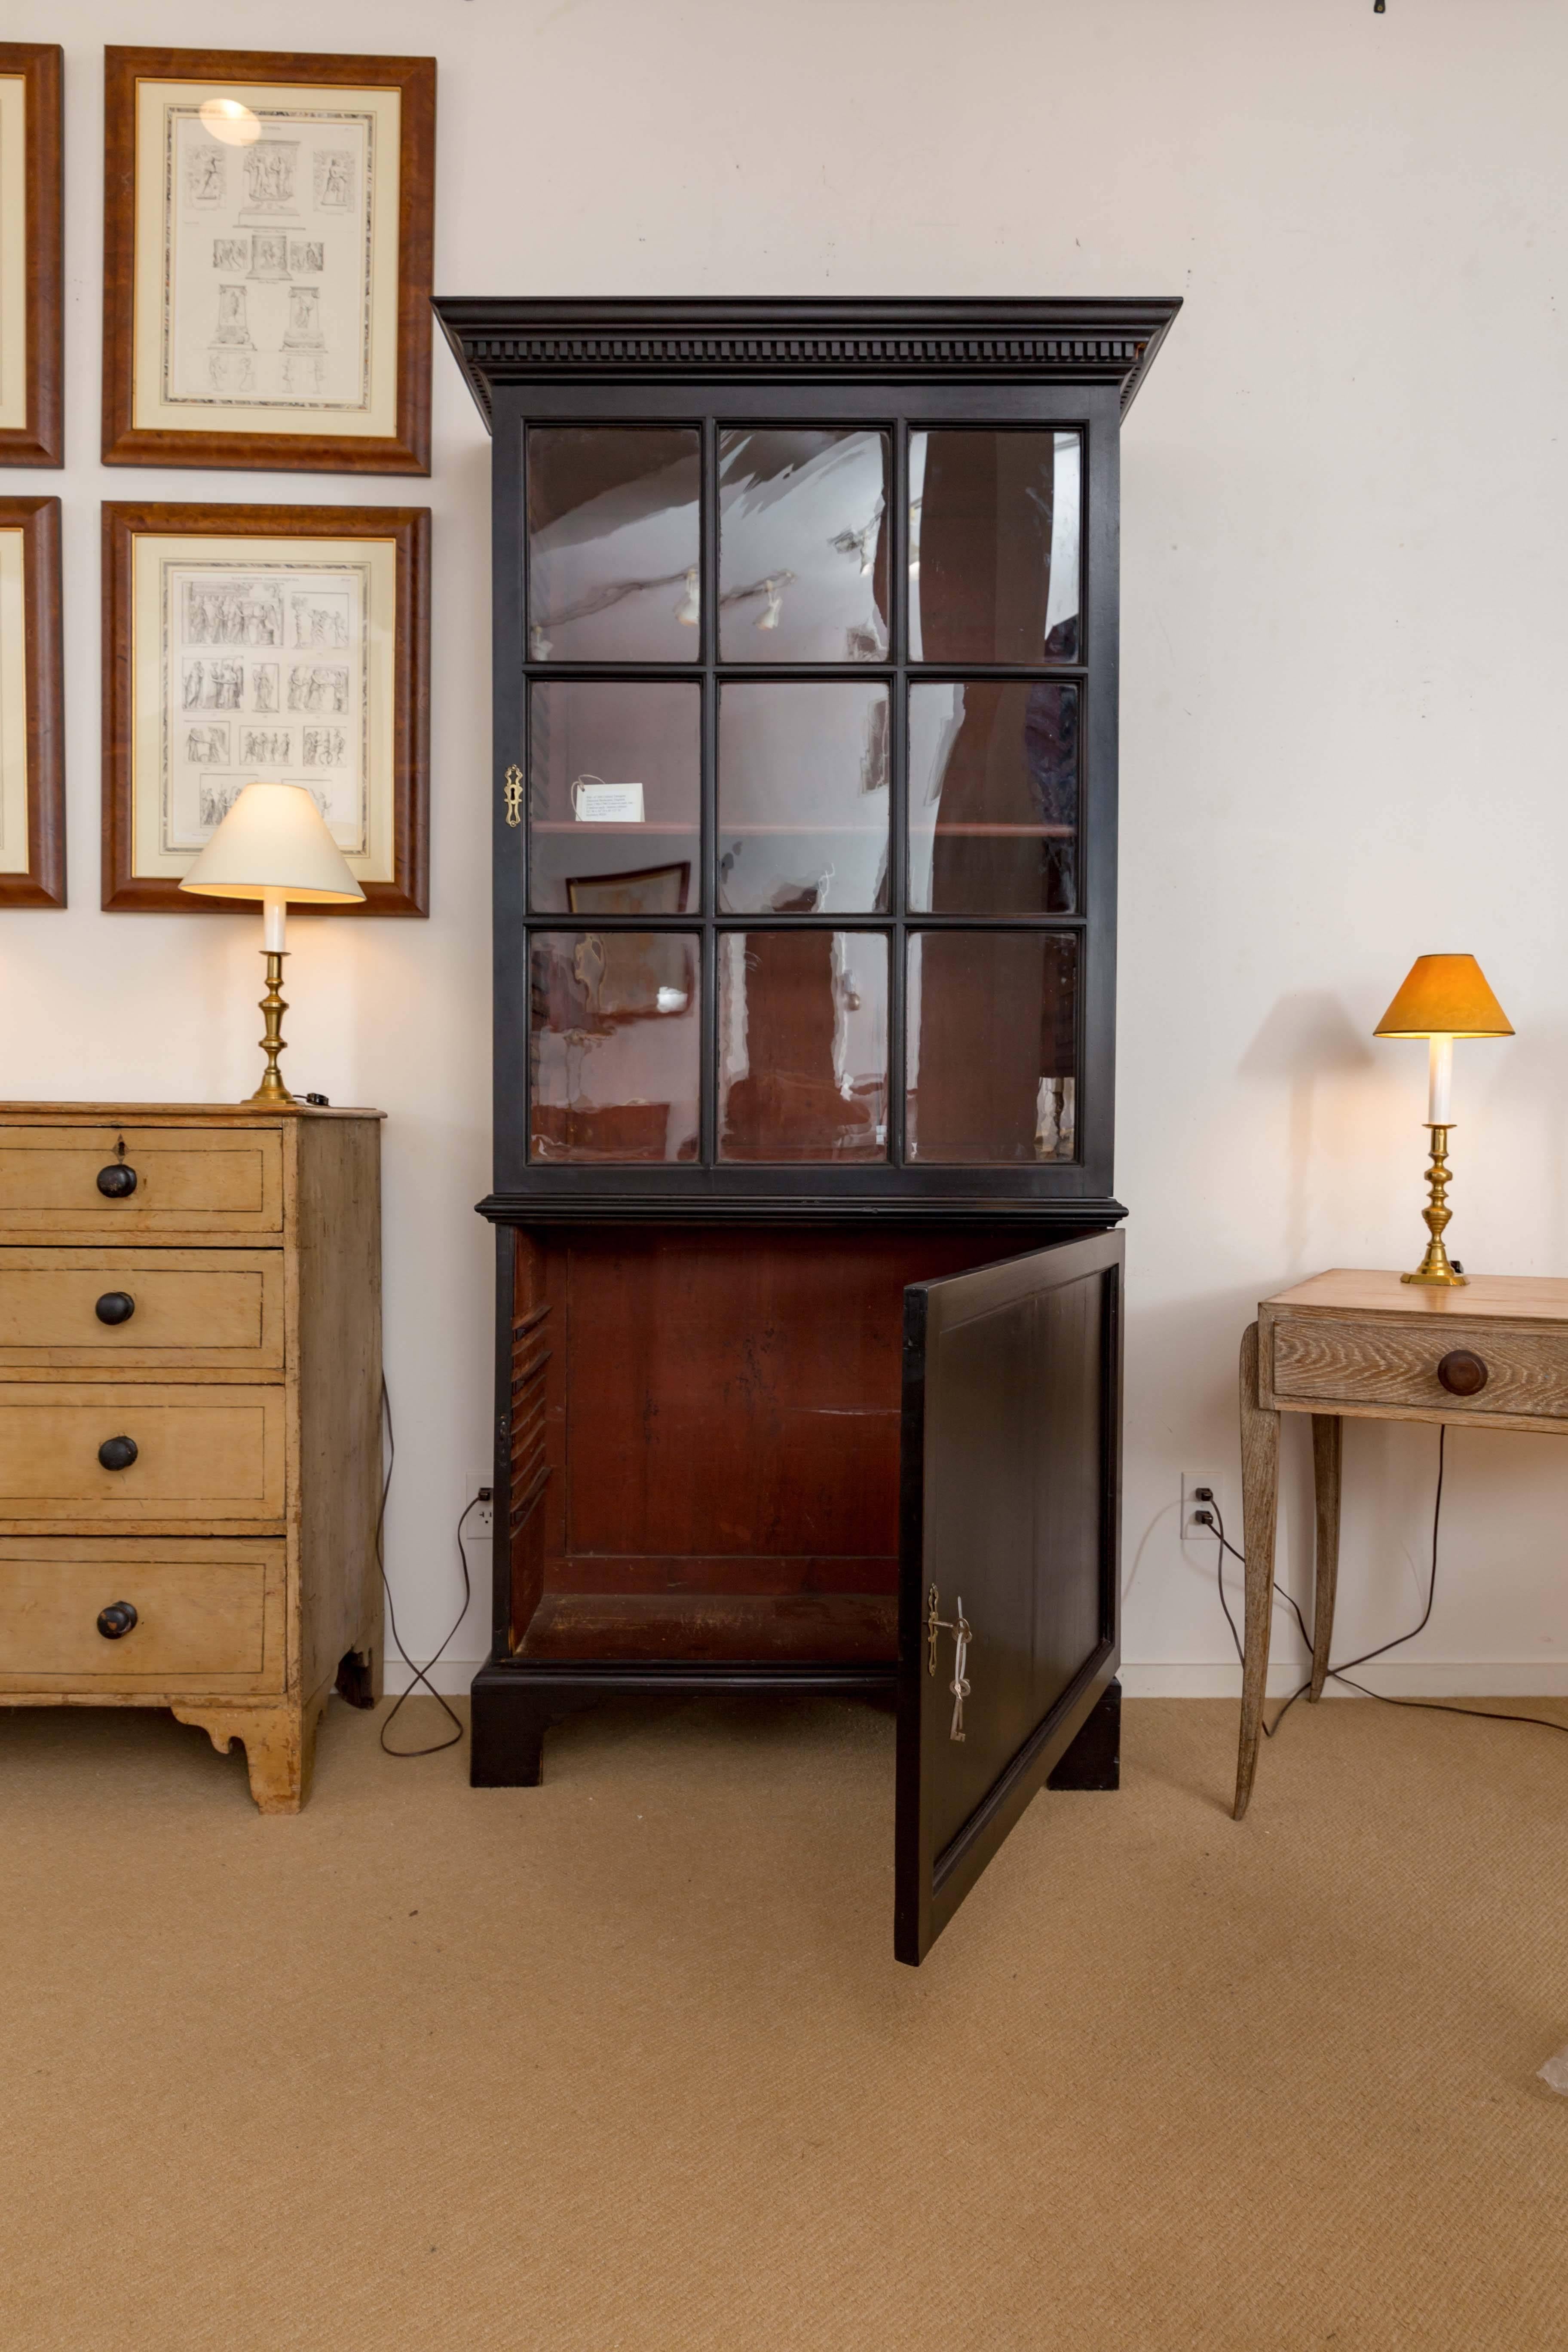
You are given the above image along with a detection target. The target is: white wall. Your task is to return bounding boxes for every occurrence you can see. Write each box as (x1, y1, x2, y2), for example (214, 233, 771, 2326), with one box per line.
(5, 0, 1566, 1695)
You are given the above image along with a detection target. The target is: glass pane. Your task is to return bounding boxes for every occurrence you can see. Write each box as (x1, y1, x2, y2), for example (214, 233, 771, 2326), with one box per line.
(908, 681, 1078, 914)
(907, 931, 1078, 1164)
(908, 429, 1081, 664)
(718, 682, 889, 915)
(527, 428, 701, 662)
(530, 930, 700, 1163)
(718, 931, 888, 1161)
(529, 681, 700, 914)
(718, 429, 889, 661)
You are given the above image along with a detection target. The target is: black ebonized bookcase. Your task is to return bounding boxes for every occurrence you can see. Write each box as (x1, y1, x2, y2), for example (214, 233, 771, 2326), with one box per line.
(435, 298, 1178, 1961)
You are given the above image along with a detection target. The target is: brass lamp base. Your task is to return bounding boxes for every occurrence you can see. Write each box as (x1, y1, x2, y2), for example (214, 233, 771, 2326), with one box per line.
(245, 949, 295, 1107)
(1401, 1121, 1467, 1285)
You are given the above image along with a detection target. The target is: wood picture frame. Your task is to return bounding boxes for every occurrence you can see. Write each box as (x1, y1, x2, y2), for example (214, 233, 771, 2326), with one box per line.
(0, 497, 65, 907)
(102, 47, 435, 474)
(102, 502, 429, 915)
(0, 45, 64, 467)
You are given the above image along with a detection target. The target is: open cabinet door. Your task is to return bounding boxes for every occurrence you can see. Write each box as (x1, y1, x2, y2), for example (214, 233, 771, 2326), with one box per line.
(894, 1228, 1123, 1965)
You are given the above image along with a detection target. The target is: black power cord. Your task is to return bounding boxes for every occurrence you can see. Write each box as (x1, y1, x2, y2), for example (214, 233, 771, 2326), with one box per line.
(1206, 1429, 1568, 1744)
(374, 1376, 482, 1758)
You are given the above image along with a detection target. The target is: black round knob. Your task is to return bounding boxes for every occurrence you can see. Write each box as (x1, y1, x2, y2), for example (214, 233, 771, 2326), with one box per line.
(96, 1601, 138, 1641)
(97, 1434, 138, 1472)
(96, 1164, 138, 1199)
(1437, 1348, 1488, 1397)
(94, 1291, 136, 1327)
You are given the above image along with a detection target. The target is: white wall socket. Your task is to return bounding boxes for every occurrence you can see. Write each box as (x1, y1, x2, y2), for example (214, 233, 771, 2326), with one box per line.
(465, 1469, 496, 1540)
(1180, 1471, 1228, 1546)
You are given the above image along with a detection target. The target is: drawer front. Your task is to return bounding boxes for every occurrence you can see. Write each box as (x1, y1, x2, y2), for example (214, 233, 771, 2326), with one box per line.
(0, 1384, 286, 1522)
(0, 1250, 283, 1372)
(0, 1126, 282, 1236)
(0, 1538, 285, 1690)
(1269, 1315, 1568, 1421)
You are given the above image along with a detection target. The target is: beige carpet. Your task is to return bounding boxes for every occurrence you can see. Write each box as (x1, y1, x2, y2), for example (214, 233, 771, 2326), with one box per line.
(4, 1690, 1568, 2350)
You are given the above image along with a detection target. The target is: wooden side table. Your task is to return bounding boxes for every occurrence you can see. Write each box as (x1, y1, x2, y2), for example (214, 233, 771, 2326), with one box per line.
(1234, 1268, 1568, 1818)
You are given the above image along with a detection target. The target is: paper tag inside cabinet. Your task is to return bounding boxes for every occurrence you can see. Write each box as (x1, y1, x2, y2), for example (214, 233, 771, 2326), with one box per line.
(571, 779, 644, 823)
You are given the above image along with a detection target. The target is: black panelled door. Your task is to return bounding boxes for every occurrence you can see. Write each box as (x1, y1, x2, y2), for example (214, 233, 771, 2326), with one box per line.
(895, 1229, 1123, 1964)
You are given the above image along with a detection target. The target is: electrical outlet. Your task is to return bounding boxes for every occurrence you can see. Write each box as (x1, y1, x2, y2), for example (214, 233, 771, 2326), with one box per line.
(465, 1470, 495, 1539)
(1181, 1471, 1227, 1545)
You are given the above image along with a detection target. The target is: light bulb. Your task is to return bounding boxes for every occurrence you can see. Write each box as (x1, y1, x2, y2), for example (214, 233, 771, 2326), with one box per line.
(529, 625, 553, 660)
(674, 569, 701, 626)
(199, 97, 261, 146)
(756, 578, 782, 631)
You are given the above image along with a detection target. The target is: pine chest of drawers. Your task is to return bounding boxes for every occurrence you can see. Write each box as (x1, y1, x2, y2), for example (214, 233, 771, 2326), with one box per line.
(0, 1105, 383, 1810)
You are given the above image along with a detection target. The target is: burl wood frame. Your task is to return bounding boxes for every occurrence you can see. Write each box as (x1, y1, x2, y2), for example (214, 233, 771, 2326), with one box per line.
(0, 498, 66, 908)
(101, 46, 435, 474)
(101, 501, 430, 916)
(0, 45, 64, 467)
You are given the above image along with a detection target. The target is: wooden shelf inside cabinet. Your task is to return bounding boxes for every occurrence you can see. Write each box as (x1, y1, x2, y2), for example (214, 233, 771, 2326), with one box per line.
(0, 1104, 385, 1813)
(438, 290, 1179, 1964)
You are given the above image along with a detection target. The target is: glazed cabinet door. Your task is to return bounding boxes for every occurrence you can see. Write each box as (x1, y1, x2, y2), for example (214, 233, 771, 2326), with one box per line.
(487, 384, 1124, 1211)
(894, 1227, 1122, 1965)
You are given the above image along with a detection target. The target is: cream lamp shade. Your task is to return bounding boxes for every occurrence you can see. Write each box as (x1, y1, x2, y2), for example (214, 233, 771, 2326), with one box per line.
(179, 782, 363, 1109)
(179, 781, 364, 915)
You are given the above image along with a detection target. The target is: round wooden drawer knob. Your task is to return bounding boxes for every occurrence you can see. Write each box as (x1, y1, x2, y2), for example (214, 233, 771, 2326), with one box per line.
(1437, 1348, 1489, 1396)
(96, 1163, 138, 1198)
(96, 1601, 138, 1640)
(97, 1434, 139, 1472)
(95, 1291, 136, 1326)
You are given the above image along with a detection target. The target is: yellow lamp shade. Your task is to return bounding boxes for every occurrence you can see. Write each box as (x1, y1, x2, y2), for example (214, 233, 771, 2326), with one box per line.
(179, 781, 364, 906)
(1372, 954, 1513, 1039)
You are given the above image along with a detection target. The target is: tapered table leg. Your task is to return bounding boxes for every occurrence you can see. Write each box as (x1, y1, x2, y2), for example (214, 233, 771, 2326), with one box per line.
(1233, 1321, 1280, 1820)
(1309, 1414, 1342, 1701)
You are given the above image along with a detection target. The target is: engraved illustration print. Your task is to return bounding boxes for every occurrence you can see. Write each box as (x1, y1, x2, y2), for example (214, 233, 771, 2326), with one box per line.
(159, 553, 373, 859)
(242, 728, 293, 765)
(239, 140, 300, 222)
(185, 723, 230, 765)
(282, 286, 325, 350)
(314, 150, 354, 209)
(164, 105, 376, 412)
(199, 776, 247, 829)
(184, 577, 282, 646)
(291, 590, 349, 647)
(186, 142, 226, 205)
(288, 663, 349, 714)
(210, 285, 253, 347)
(245, 233, 289, 282)
(181, 658, 244, 711)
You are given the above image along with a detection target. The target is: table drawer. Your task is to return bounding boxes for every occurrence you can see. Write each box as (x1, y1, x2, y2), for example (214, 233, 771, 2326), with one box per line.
(0, 1250, 283, 1372)
(0, 1126, 282, 1236)
(0, 1537, 284, 1689)
(0, 1384, 286, 1522)
(1268, 1314, 1568, 1421)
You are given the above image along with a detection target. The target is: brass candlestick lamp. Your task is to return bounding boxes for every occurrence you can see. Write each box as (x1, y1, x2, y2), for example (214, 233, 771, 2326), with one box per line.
(178, 782, 364, 1105)
(1373, 953, 1513, 1285)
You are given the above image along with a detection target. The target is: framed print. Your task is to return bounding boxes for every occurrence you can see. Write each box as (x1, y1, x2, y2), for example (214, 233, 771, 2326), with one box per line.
(0, 498, 65, 906)
(103, 502, 429, 914)
(102, 48, 435, 473)
(0, 46, 64, 466)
